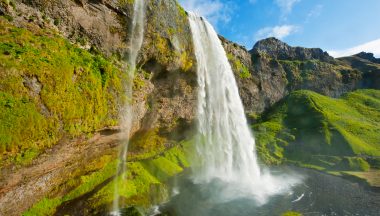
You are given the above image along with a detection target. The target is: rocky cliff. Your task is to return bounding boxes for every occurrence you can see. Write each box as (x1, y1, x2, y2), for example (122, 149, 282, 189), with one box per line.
(252, 37, 334, 62)
(1, 0, 380, 215)
(223, 37, 379, 115)
(339, 52, 380, 89)
(0, 0, 196, 215)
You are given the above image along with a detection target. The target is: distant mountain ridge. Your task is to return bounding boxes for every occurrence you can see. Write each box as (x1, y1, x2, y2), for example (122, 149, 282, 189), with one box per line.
(353, 52, 380, 64)
(250, 37, 334, 62)
(222, 36, 380, 115)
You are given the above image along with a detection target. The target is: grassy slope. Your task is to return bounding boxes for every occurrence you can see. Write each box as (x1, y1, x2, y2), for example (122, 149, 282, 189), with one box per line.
(23, 142, 190, 216)
(0, 18, 126, 166)
(254, 89, 380, 172)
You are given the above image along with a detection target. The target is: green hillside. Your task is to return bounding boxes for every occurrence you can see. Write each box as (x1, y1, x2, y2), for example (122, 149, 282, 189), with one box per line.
(0, 19, 126, 166)
(254, 89, 380, 171)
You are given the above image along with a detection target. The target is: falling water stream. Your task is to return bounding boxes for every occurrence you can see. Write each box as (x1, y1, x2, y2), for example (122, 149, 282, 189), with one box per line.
(112, 0, 146, 214)
(150, 13, 380, 216)
(188, 12, 261, 184)
(187, 12, 301, 203)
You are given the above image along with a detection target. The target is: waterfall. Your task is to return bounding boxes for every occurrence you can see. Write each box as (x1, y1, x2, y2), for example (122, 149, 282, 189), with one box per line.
(188, 12, 261, 184)
(188, 13, 301, 203)
(112, 0, 145, 214)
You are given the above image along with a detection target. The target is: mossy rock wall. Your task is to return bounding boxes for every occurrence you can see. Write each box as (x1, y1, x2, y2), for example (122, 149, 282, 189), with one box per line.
(23, 141, 190, 216)
(0, 18, 126, 165)
(0, 1, 197, 215)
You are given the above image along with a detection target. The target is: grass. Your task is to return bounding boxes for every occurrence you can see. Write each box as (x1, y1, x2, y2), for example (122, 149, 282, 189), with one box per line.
(23, 141, 190, 215)
(0, 18, 127, 166)
(254, 89, 380, 172)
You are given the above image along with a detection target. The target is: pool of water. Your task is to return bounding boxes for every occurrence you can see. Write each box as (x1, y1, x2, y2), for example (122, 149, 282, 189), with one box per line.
(155, 167, 380, 216)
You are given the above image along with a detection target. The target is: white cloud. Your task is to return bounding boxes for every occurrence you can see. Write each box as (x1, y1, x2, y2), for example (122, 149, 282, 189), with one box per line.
(328, 38, 380, 58)
(275, 0, 301, 15)
(255, 25, 299, 40)
(178, 0, 233, 27)
(249, 0, 258, 4)
(306, 4, 323, 22)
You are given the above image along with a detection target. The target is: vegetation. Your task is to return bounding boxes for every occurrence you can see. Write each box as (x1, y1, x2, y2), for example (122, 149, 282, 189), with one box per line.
(254, 89, 380, 172)
(145, 0, 194, 73)
(282, 211, 303, 216)
(23, 155, 118, 216)
(0, 18, 127, 165)
(128, 128, 167, 161)
(278, 59, 361, 88)
(23, 141, 189, 215)
(227, 53, 251, 79)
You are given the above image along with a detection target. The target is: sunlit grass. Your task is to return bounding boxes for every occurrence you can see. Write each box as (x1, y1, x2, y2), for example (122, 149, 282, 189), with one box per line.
(254, 89, 380, 172)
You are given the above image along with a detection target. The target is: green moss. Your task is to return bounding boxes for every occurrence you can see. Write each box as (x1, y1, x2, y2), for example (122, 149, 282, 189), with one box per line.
(179, 51, 193, 72)
(176, 1, 187, 18)
(227, 53, 251, 79)
(333, 157, 370, 171)
(133, 74, 146, 91)
(90, 161, 161, 209)
(119, 0, 134, 6)
(23, 156, 119, 216)
(149, 33, 193, 72)
(89, 142, 190, 210)
(24, 137, 191, 215)
(0, 92, 57, 160)
(144, 0, 194, 74)
(128, 128, 167, 161)
(282, 211, 303, 216)
(23, 136, 190, 214)
(254, 89, 380, 171)
(0, 19, 126, 165)
(0, 0, 14, 8)
(23, 197, 61, 216)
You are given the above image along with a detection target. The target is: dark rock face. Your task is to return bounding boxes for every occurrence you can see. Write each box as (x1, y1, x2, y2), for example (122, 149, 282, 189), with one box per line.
(339, 54, 380, 90)
(251, 37, 334, 62)
(221, 37, 377, 114)
(354, 52, 380, 64)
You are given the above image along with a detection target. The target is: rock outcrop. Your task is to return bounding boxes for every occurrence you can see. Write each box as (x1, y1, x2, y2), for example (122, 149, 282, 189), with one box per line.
(251, 37, 334, 62)
(222, 37, 379, 114)
(339, 53, 380, 89)
(353, 52, 380, 64)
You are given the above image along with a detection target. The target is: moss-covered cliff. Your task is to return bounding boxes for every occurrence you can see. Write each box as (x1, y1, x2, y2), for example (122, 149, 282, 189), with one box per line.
(1, 0, 380, 215)
(0, 0, 196, 215)
(0, 18, 126, 166)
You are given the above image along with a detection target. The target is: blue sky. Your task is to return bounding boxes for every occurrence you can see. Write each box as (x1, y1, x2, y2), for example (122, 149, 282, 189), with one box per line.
(179, 0, 380, 57)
